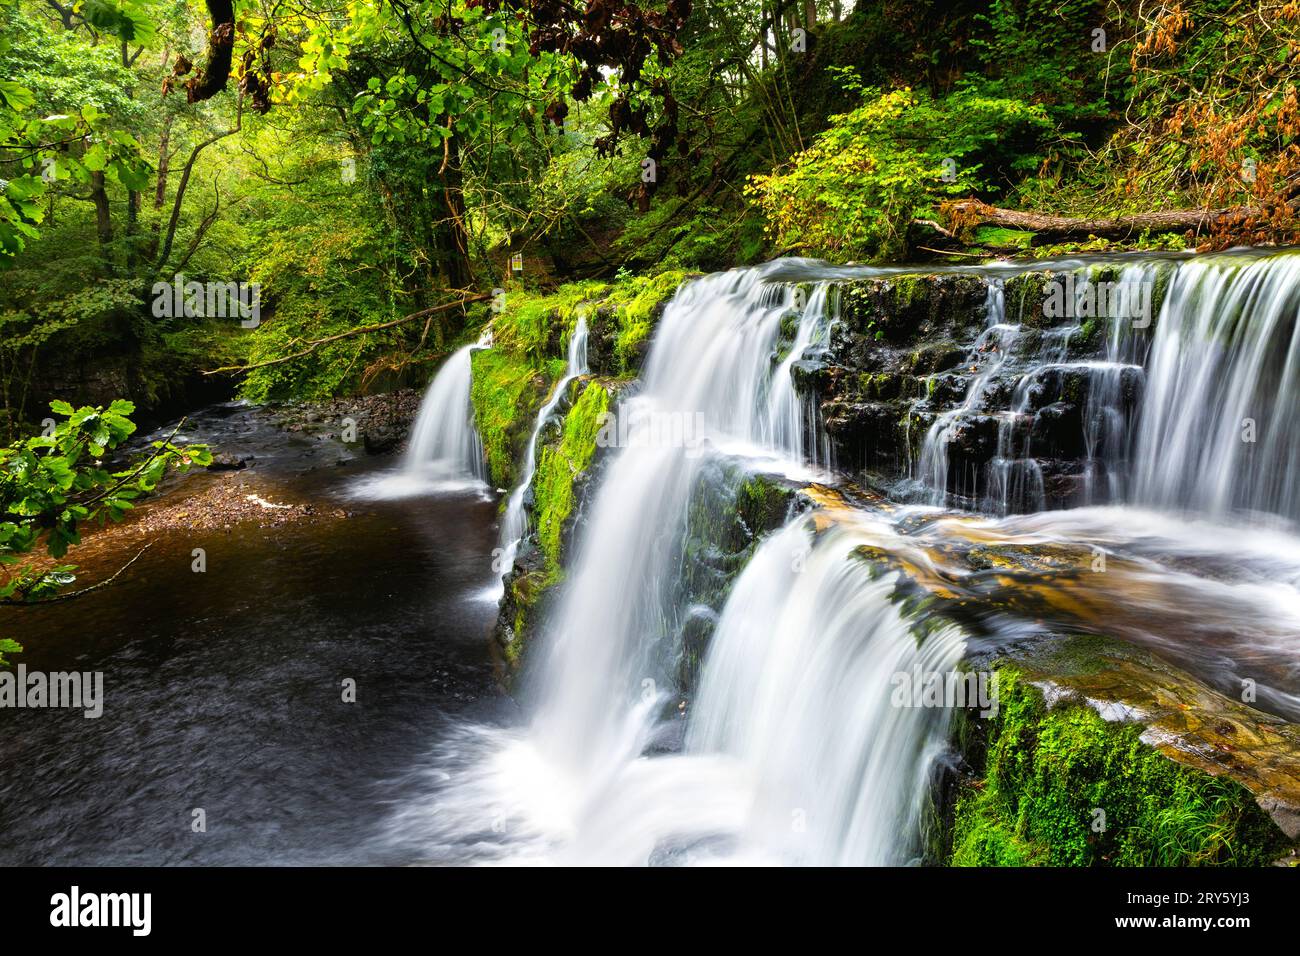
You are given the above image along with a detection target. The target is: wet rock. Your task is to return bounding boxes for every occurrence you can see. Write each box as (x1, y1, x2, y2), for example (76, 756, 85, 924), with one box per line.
(208, 453, 250, 471)
(363, 425, 401, 455)
(955, 633, 1300, 855)
(272, 388, 424, 456)
(1030, 402, 1084, 458)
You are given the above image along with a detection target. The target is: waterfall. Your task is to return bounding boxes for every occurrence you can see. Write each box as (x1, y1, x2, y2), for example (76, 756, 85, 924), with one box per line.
(917, 279, 1013, 508)
(526, 266, 825, 778)
(765, 282, 835, 466)
(383, 249, 1300, 866)
(1132, 252, 1300, 522)
(687, 516, 967, 864)
(403, 333, 491, 482)
(387, 262, 975, 865)
(915, 263, 1154, 514)
(488, 316, 589, 598)
(351, 331, 491, 499)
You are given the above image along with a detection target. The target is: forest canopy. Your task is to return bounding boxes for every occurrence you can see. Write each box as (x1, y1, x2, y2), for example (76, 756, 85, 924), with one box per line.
(0, 0, 1298, 434)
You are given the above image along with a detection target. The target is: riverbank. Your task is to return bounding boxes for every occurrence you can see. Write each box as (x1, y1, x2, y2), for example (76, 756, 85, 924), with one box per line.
(0, 399, 505, 865)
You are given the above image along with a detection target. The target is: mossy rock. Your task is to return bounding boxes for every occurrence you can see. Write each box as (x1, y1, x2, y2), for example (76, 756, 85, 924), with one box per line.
(942, 635, 1300, 866)
(469, 349, 554, 488)
(947, 665, 1293, 866)
(837, 273, 987, 347)
(532, 379, 611, 575)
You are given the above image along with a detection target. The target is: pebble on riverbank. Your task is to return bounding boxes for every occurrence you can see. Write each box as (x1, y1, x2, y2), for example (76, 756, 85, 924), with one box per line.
(125, 476, 349, 534)
(270, 388, 424, 455)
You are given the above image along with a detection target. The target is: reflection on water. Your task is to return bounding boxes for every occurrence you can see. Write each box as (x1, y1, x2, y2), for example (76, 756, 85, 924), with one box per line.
(0, 408, 504, 865)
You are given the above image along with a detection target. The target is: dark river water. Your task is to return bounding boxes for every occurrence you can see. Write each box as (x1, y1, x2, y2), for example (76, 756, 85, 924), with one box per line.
(0, 404, 510, 865)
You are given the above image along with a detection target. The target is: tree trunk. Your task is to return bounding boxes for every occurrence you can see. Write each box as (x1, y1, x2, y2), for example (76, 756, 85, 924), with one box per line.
(90, 170, 114, 274)
(184, 0, 236, 103)
(126, 189, 140, 270)
(433, 139, 473, 291)
(148, 115, 173, 261)
(942, 199, 1256, 241)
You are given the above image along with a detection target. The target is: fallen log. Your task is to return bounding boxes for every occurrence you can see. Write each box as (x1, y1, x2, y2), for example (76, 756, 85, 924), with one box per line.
(941, 199, 1256, 241)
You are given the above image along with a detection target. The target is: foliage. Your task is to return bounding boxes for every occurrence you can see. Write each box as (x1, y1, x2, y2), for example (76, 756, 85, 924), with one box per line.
(1116, 0, 1300, 245)
(0, 1, 151, 259)
(0, 398, 210, 662)
(950, 667, 1289, 866)
(748, 85, 1051, 260)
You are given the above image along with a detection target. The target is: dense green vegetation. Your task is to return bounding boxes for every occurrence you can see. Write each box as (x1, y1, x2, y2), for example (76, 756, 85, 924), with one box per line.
(949, 667, 1289, 866)
(2, 0, 1298, 609)
(4, 0, 1299, 435)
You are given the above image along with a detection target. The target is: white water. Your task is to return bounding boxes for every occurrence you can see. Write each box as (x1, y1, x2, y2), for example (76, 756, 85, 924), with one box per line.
(386, 512, 968, 865)
(383, 262, 972, 864)
(379, 249, 1300, 866)
(917, 279, 1012, 507)
(350, 332, 491, 499)
(1132, 252, 1300, 521)
(686, 516, 968, 864)
(526, 267, 827, 778)
(765, 282, 835, 466)
(487, 316, 589, 598)
(404, 334, 489, 480)
(915, 263, 1161, 514)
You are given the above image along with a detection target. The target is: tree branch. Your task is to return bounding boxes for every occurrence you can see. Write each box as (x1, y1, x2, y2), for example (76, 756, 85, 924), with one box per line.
(941, 199, 1264, 241)
(5, 543, 154, 605)
(202, 294, 492, 376)
(154, 100, 243, 274)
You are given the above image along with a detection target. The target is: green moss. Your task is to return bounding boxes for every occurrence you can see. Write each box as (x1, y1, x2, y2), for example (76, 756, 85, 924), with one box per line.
(494, 280, 609, 364)
(972, 226, 1036, 250)
(950, 666, 1289, 866)
(470, 349, 544, 488)
(890, 274, 927, 309)
(606, 269, 691, 373)
(532, 380, 610, 574)
(1004, 271, 1050, 323)
(1078, 314, 1100, 348)
(736, 476, 793, 532)
(503, 567, 557, 668)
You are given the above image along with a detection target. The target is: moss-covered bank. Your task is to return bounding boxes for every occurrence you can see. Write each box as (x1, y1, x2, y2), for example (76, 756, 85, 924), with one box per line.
(532, 380, 610, 577)
(945, 666, 1292, 866)
(468, 269, 690, 489)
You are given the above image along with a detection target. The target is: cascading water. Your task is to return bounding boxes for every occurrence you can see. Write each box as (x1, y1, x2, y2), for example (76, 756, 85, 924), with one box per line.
(383, 262, 974, 865)
(404, 333, 491, 482)
(488, 316, 589, 598)
(526, 267, 828, 780)
(917, 279, 1014, 508)
(914, 263, 1154, 514)
(351, 331, 491, 499)
(1132, 252, 1300, 521)
(379, 249, 1300, 867)
(686, 516, 968, 865)
(765, 282, 835, 466)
